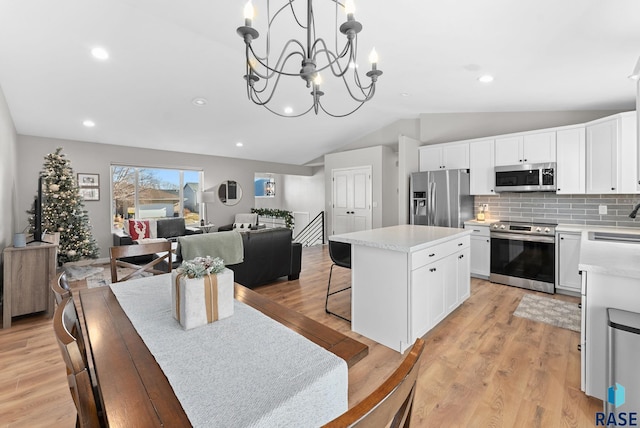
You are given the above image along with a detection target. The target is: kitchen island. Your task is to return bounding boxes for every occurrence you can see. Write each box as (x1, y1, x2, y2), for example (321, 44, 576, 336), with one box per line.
(578, 228, 640, 401)
(330, 225, 472, 353)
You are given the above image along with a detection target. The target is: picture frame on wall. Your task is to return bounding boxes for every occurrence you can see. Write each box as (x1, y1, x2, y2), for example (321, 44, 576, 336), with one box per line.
(79, 187, 100, 201)
(77, 173, 99, 187)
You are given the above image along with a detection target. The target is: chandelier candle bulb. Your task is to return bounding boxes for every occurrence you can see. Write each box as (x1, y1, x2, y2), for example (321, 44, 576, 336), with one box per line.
(243, 1, 254, 26)
(344, 0, 356, 19)
(369, 48, 379, 65)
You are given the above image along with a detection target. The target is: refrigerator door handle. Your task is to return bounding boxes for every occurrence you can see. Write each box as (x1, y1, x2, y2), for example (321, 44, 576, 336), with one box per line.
(429, 181, 436, 225)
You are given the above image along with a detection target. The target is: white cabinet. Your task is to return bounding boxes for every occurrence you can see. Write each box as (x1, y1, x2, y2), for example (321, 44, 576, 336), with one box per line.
(466, 223, 491, 278)
(469, 139, 495, 195)
(410, 235, 471, 341)
(419, 142, 469, 171)
(495, 132, 556, 166)
(456, 247, 471, 302)
(585, 112, 637, 194)
(555, 232, 581, 294)
(556, 127, 586, 194)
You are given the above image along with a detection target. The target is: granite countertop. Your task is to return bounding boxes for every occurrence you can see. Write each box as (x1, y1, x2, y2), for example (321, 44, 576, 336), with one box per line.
(578, 229, 640, 280)
(329, 225, 472, 253)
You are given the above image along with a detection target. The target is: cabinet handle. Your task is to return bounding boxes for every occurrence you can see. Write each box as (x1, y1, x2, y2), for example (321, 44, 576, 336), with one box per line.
(458, 254, 464, 259)
(458, 243, 463, 246)
(490, 189, 494, 193)
(429, 253, 435, 257)
(558, 188, 561, 191)
(611, 187, 615, 191)
(486, 239, 489, 243)
(560, 237, 564, 240)
(429, 268, 436, 272)
(473, 229, 481, 232)
(524, 159, 527, 162)
(578, 302, 581, 309)
(519, 159, 523, 162)
(577, 344, 581, 352)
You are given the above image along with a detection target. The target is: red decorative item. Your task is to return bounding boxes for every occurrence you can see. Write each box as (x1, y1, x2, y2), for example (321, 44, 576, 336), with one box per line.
(128, 220, 151, 240)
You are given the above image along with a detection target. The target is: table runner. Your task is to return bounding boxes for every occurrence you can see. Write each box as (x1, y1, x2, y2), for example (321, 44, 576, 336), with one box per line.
(110, 275, 347, 427)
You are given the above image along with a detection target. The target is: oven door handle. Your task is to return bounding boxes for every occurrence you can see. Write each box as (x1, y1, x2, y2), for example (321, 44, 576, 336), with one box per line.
(490, 232, 555, 244)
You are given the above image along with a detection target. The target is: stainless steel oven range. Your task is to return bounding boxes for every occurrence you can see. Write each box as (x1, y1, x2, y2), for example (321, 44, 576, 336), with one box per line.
(489, 221, 556, 294)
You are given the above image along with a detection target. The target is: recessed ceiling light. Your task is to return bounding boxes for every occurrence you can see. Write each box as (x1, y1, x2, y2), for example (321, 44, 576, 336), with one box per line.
(284, 106, 293, 114)
(192, 97, 208, 106)
(478, 75, 494, 83)
(400, 92, 410, 97)
(236, 142, 244, 147)
(91, 47, 109, 60)
(82, 120, 95, 128)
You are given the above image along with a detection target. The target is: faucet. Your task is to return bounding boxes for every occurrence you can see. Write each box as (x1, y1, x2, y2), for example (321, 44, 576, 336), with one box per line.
(630, 202, 640, 219)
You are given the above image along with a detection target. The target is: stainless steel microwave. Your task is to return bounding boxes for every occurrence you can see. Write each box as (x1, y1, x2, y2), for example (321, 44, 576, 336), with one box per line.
(494, 163, 557, 192)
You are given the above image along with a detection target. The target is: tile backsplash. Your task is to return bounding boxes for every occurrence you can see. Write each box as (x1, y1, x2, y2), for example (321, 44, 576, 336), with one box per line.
(474, 193, 640, 228)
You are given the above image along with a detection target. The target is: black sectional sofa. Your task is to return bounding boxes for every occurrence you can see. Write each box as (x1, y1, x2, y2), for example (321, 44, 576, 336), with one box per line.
(177, 228, 302, 288)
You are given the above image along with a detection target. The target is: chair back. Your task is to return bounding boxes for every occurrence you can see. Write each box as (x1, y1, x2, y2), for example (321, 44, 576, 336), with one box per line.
(53, 297, 102, 428)
(109, 241, 173, 283)
(52, 271, 72, 305)
(329, 240, 351, 269)
(323, 338, 425, 428)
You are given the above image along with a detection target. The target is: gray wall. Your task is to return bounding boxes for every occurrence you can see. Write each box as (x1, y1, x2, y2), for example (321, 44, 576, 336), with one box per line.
(474, 193, 640, 228)
(0, 85, 18, 272)
(16, 135, 315, 259)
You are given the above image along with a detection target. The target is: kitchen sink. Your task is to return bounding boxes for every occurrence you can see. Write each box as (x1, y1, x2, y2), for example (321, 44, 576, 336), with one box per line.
(588, 231, 640, 244)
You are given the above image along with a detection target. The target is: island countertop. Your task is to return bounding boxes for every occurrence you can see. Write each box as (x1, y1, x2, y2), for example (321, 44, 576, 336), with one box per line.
(330, 224, 472, 253)
(578, 230, 640, 280)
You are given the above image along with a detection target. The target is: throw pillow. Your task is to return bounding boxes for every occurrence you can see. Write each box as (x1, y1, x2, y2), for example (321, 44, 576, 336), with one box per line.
(233, 222, 254, 230)
(128, 220, 151, 240)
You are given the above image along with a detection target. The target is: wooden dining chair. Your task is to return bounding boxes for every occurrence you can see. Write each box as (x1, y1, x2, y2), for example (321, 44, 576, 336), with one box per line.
(52, 271, 72, 305)
(53, 296, 103, 428)
(109, 241, 172, 283)
(322, 338, 425, 428)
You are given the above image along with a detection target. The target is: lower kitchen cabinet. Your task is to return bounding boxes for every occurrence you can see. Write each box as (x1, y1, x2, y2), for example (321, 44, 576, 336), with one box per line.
(410, 237, 470, 340)
(556, 231, 581, 294)
(466, 223, 491, 279)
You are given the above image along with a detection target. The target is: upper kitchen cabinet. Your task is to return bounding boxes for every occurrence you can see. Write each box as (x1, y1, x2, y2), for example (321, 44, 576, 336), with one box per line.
(419, 142, 469, 171)
(469, 139, 495, 195)
(556, 127, 586, 194)
(494, 132, 556, 166)
(586, 112, 637, 194)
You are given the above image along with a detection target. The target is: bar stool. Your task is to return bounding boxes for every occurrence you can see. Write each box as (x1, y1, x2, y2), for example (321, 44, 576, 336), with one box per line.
(325, 240, 351, 322)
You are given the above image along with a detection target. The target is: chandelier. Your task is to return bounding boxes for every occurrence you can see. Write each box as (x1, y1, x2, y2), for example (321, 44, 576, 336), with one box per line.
(236, 0, 382, 117)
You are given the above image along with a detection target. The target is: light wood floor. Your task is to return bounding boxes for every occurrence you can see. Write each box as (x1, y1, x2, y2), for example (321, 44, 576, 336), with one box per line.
(0, 244, 602, 427)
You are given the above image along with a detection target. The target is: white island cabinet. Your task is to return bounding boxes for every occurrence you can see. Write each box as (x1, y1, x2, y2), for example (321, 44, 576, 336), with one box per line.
(330, 225, 471, 353)
(578, 229, 640, 401)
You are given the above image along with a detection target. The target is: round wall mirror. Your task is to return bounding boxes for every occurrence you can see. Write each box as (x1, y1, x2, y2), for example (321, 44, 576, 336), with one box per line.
(218, 180, 243, 206)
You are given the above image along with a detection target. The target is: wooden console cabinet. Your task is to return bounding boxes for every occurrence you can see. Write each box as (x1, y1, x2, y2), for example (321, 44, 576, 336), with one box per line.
(2, 242, 58, 329)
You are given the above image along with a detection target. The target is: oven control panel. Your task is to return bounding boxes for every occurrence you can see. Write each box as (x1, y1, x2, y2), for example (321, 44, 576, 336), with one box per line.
(491, 221, 556, 236)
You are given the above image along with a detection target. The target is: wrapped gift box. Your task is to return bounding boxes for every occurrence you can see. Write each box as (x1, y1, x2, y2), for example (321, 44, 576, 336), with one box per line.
(171, 268, 234, 330)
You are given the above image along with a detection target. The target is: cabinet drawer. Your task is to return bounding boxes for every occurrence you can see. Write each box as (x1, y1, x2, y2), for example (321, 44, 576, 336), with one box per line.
(411, 236, 470, 270)
(466, 226, 490, 237)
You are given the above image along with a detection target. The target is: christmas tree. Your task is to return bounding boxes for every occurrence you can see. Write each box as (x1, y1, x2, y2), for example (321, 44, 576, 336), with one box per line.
(28, 147, 100, 264)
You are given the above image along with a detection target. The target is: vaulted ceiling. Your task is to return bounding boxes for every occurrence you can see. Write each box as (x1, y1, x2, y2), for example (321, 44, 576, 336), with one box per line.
(0, 0, 638, 165)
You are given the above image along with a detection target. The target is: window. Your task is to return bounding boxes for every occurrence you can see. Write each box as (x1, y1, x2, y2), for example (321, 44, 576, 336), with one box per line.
(111, 165, 202, 230)
(255, 175, 275, 198)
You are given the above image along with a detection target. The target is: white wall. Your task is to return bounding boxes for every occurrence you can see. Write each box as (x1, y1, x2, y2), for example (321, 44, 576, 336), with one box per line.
(324, 145, 396, 236)
(330, 118, 420, 153)
(420, 110, 626, 144)
(398, 135, 421, 224)
(0, 84, 17, 255)
(16, 136, 314, 258)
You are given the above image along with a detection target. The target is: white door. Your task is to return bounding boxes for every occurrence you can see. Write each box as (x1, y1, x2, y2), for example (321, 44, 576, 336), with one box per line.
(332, 166, 372, 235)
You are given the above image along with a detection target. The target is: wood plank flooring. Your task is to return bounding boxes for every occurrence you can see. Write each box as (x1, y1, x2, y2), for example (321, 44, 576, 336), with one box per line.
(0, 244, 602, 427)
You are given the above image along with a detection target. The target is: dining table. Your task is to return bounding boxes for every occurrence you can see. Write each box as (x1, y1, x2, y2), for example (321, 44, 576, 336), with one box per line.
(79, 274, 368, 427)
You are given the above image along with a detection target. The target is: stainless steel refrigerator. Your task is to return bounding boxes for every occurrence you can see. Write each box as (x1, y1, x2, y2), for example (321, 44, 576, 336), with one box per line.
(409, 170, 473, 228)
